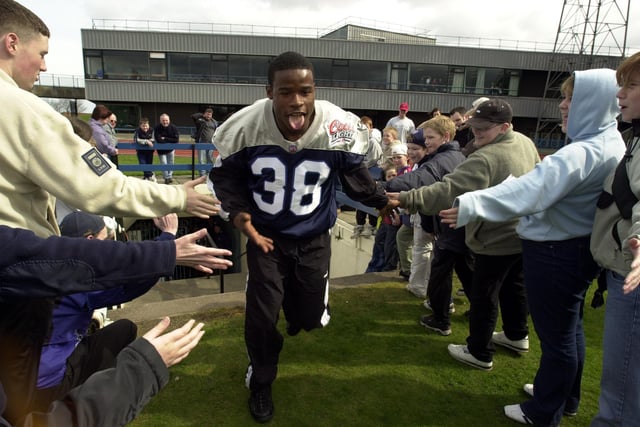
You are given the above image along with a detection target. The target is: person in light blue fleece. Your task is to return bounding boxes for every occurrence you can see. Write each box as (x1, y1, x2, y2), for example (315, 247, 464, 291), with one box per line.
(440, 68, 626, 426)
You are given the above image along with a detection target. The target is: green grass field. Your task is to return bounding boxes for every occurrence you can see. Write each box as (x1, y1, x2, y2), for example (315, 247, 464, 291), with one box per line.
(116, 153, 197, 178)
(128, 280, 606, 427)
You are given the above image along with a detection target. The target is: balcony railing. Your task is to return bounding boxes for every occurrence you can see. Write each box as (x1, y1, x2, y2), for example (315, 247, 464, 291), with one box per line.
(36, 74, 85, 88)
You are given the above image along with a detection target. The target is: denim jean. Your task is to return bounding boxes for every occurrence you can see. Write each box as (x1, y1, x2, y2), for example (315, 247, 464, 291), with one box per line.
(520, 236, 599, 427)
(158, 151, 174, 179)
(591, 270, 640, 426)
(198, 148, 212, 177)
(136, 149, 154, 179)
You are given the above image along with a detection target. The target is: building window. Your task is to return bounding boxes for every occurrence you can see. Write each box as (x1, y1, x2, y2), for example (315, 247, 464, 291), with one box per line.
(390, 63, 408, 91)
(409, 64, 449, 92)
(84, 50, 103, 79)
(464, 67, 518, 96)
(332, 59, 349, 87)
(450, 67, 465, 93)
(168, 53, 211, 82)
(211, 54, 228, 82)
(83, 48, 524, 99)
(102, 50, 149, 80)
(310, 58, 332, 87)
(349, 60, 387, 89)
(228, 55, 271, 84)
(149, 52, 166, 81)
(507, 70, 520, 96)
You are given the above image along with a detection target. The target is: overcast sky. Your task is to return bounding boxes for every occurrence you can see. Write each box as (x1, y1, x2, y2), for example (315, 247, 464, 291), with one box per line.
(19, 0, 640, 76)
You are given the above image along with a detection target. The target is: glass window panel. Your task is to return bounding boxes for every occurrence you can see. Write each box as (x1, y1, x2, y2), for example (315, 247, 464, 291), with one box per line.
(211, 55, 228, 82)
(102, 50, 148, 80)
(332, 60, 349, 87)
(451, 68, 465, 93)
(149, 59, 166, 81)
(310, 58, 332, 87)
(466, 67, 510, 95)
(228, 55, 270, 84)
(409, 64, 449, 92)
(168, 53, 211, 82)
(484, 68, 506, 95)
(508, 70, 520, 96)
(349, 60, 387, 89)
(84, 51, 103, 79)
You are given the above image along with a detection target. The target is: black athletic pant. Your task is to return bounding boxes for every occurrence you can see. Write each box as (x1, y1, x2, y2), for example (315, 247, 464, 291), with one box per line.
(244, 231, 331, 391)
(466, 253, 529, 363)
(426, 245, 474, 324)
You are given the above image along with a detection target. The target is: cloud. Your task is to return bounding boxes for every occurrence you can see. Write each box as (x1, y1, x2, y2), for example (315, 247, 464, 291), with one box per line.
(18, 0, 640, 76)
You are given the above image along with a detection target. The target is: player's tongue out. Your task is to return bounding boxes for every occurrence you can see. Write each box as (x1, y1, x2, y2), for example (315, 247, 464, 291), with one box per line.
(289, 114, 305, 131)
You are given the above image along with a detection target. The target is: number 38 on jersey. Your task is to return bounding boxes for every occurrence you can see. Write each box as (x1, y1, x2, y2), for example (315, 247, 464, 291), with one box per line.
(251, 157, 331, 217)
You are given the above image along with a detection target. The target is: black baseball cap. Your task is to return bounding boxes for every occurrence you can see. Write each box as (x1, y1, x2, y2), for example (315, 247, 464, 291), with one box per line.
(59, 211, 106, 238)
(407, 128, 426, 147)
(467, 99, 513, 127)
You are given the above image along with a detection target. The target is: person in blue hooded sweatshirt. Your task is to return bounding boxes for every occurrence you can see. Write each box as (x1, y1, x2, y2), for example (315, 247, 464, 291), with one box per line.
(440, 69, 626, 426)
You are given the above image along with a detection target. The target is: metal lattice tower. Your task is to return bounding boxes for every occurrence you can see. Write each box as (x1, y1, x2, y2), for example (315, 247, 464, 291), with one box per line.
(534, 0, 631, 145)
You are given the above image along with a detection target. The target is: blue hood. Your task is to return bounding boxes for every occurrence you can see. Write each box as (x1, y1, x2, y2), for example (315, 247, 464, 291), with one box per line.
(567, 68, 619, 141)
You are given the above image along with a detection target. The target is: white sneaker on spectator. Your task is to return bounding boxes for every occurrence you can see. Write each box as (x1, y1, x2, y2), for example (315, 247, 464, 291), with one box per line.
(492, 331, 529, 353)
(447, 344, 493, 371)
(423, 299, 455, 313)
(504, 404, 534, 424)
(521, 384, 577, 416)
(523, 383, 534, 397)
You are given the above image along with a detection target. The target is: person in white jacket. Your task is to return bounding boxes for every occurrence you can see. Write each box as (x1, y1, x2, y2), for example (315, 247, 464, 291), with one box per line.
(440, 69, 625, 426)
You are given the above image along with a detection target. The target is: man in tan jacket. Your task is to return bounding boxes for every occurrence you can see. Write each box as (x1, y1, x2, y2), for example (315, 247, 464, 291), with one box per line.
(0, 1, 221, 422)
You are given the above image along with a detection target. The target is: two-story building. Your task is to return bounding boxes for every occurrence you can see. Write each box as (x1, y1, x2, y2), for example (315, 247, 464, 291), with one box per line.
(81, 19, 623, 148)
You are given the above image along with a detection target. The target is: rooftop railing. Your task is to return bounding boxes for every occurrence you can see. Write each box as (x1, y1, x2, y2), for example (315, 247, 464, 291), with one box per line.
(89, 16, 634, 56)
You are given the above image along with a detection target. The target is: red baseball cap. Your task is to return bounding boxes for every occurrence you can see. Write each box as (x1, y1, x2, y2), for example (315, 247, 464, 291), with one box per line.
(399, 102, 409, 111)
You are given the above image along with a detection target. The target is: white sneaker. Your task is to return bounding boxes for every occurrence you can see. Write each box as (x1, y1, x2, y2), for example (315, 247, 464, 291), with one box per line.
(521, 384, 577, 416)
(447, 344, 493, 371)
(361, 224, 373, 237)
(504, 404, 534, 424)
(492, 331, 529, 353)
(350, 225, 363, 239)
(423, 299, 455, 313)
(245, 364, 253, 389)
(523, 383, 534, 397)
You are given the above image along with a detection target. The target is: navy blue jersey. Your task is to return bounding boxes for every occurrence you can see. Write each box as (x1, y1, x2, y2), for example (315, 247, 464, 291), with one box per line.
(211, 99, 387, 239)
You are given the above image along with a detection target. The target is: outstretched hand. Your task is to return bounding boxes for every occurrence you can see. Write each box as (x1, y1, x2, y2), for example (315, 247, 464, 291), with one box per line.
(378, 193, 401, 218)
(624, 237, 640, 294)
(439, 207, 460, 229)
(174, 228, 233, 274)
(183, 176, 220, 218)
(233, 212, 274, 253)
(142, 317, 205, 368)
(153, 213, 179, 235)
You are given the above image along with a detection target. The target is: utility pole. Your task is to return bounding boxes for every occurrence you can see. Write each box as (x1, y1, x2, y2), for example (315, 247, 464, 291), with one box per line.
(534, 0, 630, 149)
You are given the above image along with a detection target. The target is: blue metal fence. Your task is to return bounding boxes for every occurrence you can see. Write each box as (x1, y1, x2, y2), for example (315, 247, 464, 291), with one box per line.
(117, 142, 214, 178)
